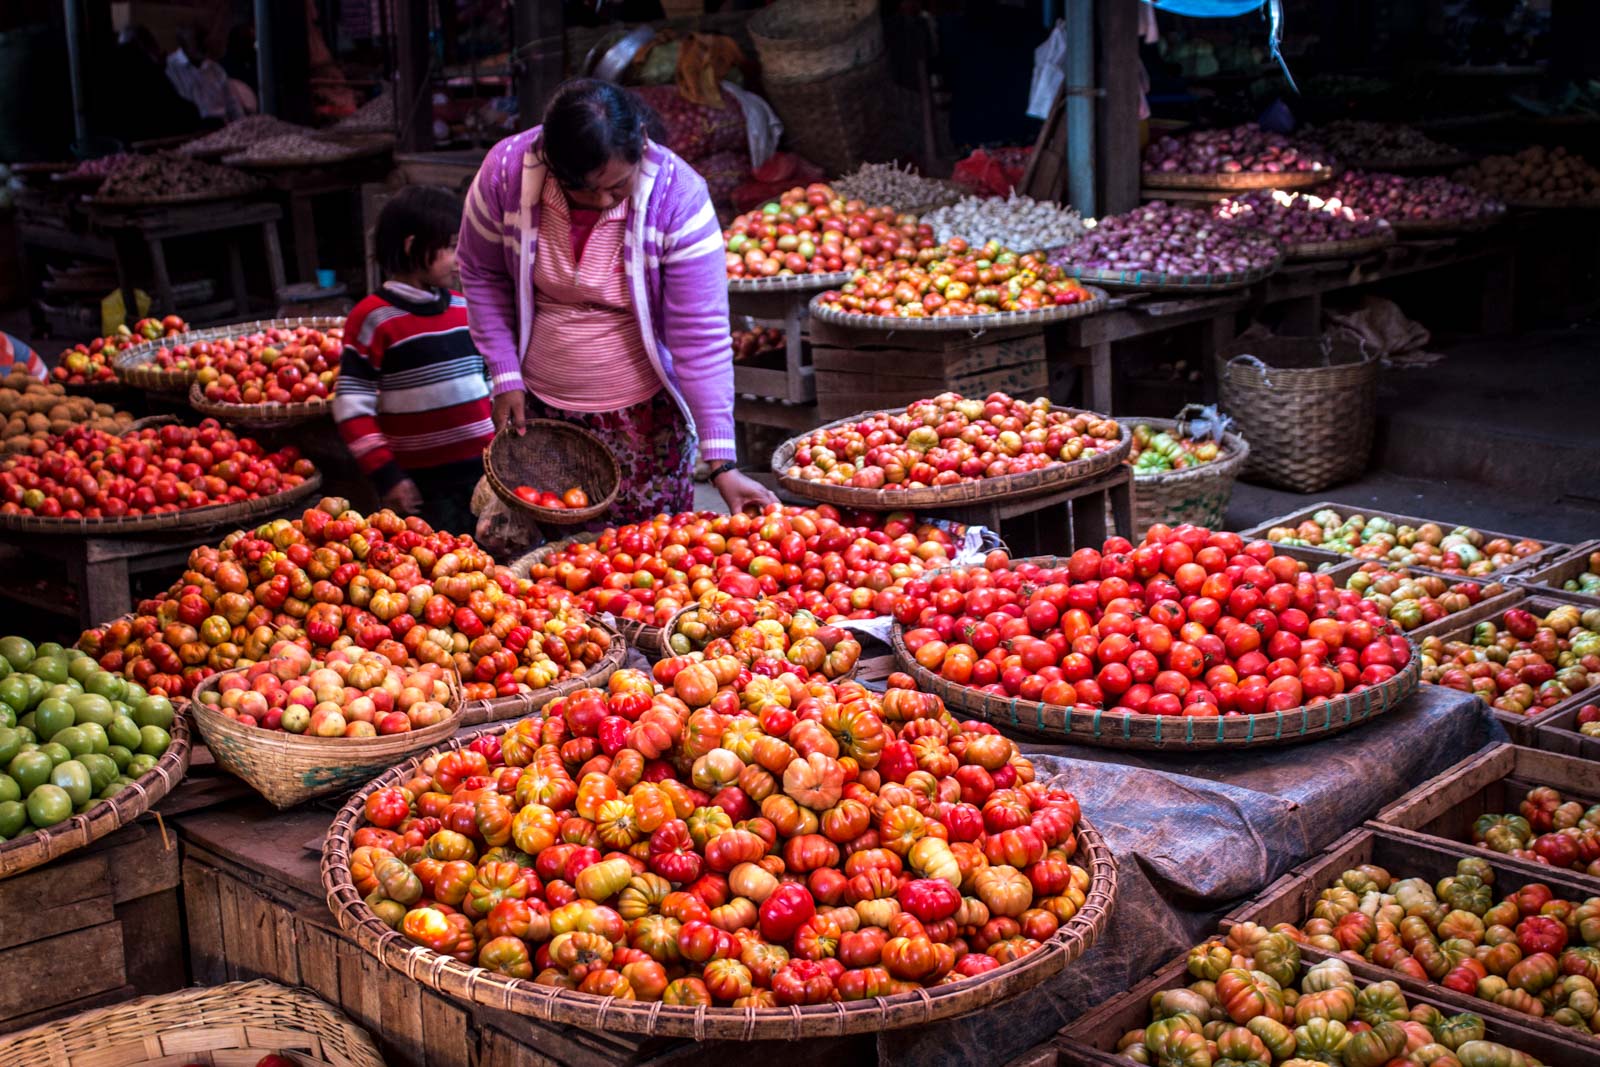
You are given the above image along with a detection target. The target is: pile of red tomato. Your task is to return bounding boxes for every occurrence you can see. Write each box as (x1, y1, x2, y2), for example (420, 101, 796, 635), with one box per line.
(349, 666, 1089, 1005)
(1420, 603, 1600, 716)
(194, 324, 343, 406)
(723, 183, 935, 280)
(51, 316, 185, 386)
(525, 506, 971, 630)
(816, 240, 1094, 319)
(77, 497, 612, 699)
(896, 524, 1413, 717)
(0, 420, 313, 520)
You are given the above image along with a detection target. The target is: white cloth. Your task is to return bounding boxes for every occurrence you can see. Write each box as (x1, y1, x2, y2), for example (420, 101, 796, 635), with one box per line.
(166, 50, 239, 121)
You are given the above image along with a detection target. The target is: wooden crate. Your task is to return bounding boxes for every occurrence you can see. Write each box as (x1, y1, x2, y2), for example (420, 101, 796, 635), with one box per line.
(1513, 539, 1600, 608)
(730, 288, 816, 405)
(1049, 944, 1589, 1067)
(1239, 500, 1569, 581)
(1373, 742, 1600, 893)
(1223, 826, 1600, 1052)
(932, 464, 1133, 558)
(808, 316, 1048, 421)
(0, 821, 184, 1034)
(1416, 593, 1600, 744)
(1533, 700, 1600, 763)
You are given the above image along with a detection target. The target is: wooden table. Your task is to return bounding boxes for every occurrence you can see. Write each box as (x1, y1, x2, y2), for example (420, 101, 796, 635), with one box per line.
(728, 286, 817, 406)
(933, 465, 1134, 558)
(251, 155, 393, 283)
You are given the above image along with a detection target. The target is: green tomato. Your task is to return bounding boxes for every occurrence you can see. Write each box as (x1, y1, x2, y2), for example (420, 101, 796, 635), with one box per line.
(137, 725, 170, 758)
(68, 693, 113, 728)
(100, 780, 129, 800)
(19, 672, 45, 707)
(0, 635, 35, 671)
(84, 671, 125, 702)
(78, 721, 108, 755)
(27, 655, 68, 685)
(133, 696, 175, 731)
(0, 799, 24, 837)
(39, 742, 70, 767)
(0, 726, 18, 765)
(32, 697, 74, 741)
(0, 775, 18, 804)
(0, 674, 32, 714)
(16, 712, 33, 734)
(78, 753, 117, 792)
(13, 727, 34, 747)
(35, 642, 64, 658)
(107, 715, 141, 751)
(67, 655, 99, 684)
(8, 750, 51, 793)
(0, 656, 10, 680)
(127, 753, 157, 777)
(122, 681, 147, 704)
(25, 783, 72, 827)
(51, 725, 93, 759)
(0, 705, 12, 729)
(105, 744, 132, 771)
(50, 760, 91, 806)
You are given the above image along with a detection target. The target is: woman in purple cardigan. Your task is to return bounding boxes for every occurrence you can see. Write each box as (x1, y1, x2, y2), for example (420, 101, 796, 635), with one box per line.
(458, 79, 775, 521)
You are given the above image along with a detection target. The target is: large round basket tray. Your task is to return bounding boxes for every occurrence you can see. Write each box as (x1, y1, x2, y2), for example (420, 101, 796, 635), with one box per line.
(322, 732, 1116, 1039)
(88, 184, 266, 207)
(456, 621, 627, 727)
(889, 557, 1422, 750)
(772, 409, 1130, 510)
(1505, 196, 1600, 211)
(1141, 168, 1334, 191)
(728, 269, 857, 295)
(1345, 153, 1474, 172)
(1284, 229, 1395, 261)
(1063, 258, 1279, 293)
(0, 979, 385, 1066)
(658, 602, 859, 680)
(1388, 211, 1505, 237)
(189, 666, 464, 809)
(1127, 417, 1250, 531)
(60, 377, 136, 401)
(223, 140, 391, 170)
(188, 380, 334, 426)
(509, 535, 670, 656)
(808, 288, 1107, 332)
(0, 705, 190, 879)
(114, 316, 344, 392)
(483, 421, 621, 526)
(0, 469, 322, 537)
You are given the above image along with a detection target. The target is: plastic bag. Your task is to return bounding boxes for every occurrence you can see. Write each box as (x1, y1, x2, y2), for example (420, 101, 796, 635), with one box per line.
(720, 80, 782, 169)
(1028, 20, 1070, 120)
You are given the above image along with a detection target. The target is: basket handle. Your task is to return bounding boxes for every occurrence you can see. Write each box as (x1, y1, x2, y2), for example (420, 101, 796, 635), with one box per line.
(1222, 353, 1274, 388)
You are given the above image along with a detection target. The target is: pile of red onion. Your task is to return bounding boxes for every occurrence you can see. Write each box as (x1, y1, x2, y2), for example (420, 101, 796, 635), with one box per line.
(1053, 202, 1281, 276)
(1324, 170, 1504, 224)
(1143, 125, 1333, 176)
(1214, 190, 1390, 247)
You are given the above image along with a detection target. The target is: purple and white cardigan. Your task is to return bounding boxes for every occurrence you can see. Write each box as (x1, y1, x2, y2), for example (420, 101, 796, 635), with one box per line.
(457, 127, 737, 461)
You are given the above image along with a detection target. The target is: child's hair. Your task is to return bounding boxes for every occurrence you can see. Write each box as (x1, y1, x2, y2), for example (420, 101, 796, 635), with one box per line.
(541, 79, 665, 191)
(374, 185, 462, 278)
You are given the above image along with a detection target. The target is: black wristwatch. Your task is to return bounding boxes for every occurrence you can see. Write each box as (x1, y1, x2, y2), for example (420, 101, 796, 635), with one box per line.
(707, 460, 738, 480)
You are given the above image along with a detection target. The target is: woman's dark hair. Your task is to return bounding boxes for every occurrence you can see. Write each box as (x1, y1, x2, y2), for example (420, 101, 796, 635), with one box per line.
(375, 185, 462, 277)
(541, 79, 666, 191)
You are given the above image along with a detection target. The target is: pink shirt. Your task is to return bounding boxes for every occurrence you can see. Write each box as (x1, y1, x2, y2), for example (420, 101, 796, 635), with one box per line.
(525, 182, 660, 412)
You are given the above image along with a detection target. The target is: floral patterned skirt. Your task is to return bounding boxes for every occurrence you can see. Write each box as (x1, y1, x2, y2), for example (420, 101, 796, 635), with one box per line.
(526, 389, 695, 525)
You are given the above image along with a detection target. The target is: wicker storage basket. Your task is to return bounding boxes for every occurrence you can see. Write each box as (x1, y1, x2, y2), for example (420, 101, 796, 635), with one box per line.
(0, 979, 385, 1066)
(114, 316, 343, 392)
(455, 622, 628, 727)
(322, 727, 1117, 1040)
(1127, 416, 1250, 531)
(1217, 335, 1378, 493)
(188, 380, 333, 426)
(762, 57, 902, 177)
(749, 0, 883, 83)
(188, 666, 464, 809)
(0, 707, 190, 879)
(508, 534, 670, 655)
(483, 421, 620, 526)
(0, 470, 323, 537)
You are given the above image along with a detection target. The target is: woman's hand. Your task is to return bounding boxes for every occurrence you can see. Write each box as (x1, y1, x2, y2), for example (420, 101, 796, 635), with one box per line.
(713, 468, 777, 515)
(493, 391, 526, 436)
(383, 478, 425, 515)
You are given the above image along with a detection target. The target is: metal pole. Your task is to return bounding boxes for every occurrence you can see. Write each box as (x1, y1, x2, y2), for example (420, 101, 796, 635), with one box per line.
(254, 0, 278, 115)
(63, 0, 90, 148)
(1064, 0, 1096, 217)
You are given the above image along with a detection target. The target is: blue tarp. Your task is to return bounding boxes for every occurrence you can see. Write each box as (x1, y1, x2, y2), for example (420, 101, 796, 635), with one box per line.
(879, 685, 1506, 1066)
(1150, 1, 1264, 16)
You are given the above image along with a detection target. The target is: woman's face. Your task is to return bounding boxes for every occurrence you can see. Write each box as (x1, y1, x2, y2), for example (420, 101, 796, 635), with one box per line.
(564, 155, 638, 210)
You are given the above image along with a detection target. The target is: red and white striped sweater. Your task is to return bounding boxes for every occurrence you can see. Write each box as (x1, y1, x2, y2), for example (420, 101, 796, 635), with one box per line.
(333, 285, 494, 494)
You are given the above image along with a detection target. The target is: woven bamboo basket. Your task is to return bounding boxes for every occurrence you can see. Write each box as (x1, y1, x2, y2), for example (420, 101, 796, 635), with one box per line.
(0, 469, 322, 537)
(762, 57, 898, 177)
(188, 380, 333, 426)
(891, 611, 1421, 750)
(659, 602, 860, 680)
(0, 706, 190, 880)
(483, 421, 620, 526)
(772, 410, 1130, 511)
(1284, 228, 1395, 261)
(728, 269, 856, 295)
(1387, 211, 1505, 237)
(1127, 416, 1250, 531)
(807, 287, 1108, 332)
(0, 979, 385, 1066)
(749, 0, 883, 83)
(113, 316, 344, 392)
(508, 533, 670, 655)
(188, 666, 464, 809)
(1141, 167, 1335, 191)
(1062, 256, 1280, 293)
(455, 621, 628, 727)
(59, 378, 135, 401)
(1217, 335, 1378, 493)
(321, 728, 1116, 1039)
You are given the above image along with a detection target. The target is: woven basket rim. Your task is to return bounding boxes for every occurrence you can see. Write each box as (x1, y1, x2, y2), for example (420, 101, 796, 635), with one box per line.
(1284, 229, 1396, 261)
(482, 422, 621, 525)
(188, 665, 464, 808)
(1388, 211, 1506, 236)
(0, 705, 191, 879)
(0, 978, 385, 1066)
(87, 184, 266, 207)
(807, 287, 1108, 332)
(658, 602, 860, 681)
(113, 316, 345, 390)
(320, 726, 1117, 1038)
(0, 469, 322, 537)
(1063, 257, 1280, 293)
(508, 535, 670, 654)
(772, 407, 1130, 510)
(457, 621, 628, 726)
(1125, 418, 1251, 488)
(223, 140, 391, 169)
(729, 270, 856, 294)
(187, 380, 334, 425)
(1344, 152, 1476, 172)
(887, 554, 1422, 749)
(1141, 168, 1335, 191)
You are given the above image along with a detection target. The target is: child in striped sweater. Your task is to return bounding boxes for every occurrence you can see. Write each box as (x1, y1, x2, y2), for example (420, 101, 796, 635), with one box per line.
(334, 186, 494, 533)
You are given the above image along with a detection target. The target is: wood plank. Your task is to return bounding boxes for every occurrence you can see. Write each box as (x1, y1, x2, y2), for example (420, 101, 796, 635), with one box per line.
(0, 853, 112, 948)
(0, 890, 115, 952)
(102, 822, 182, 901)
(215, 865, 252, 982)
(0, 985, 138, 1037)
(180, 857, 227, 986)
(0, 922, 125, 1021)
(115, 889, 186, 993)
(419, 987, 472, 1067)
(296, 918, 344, 1009)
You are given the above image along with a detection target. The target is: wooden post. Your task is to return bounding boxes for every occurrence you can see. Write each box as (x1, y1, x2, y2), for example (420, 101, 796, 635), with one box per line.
(1094, 0, 1141, 215)
(395, 0, 433, 153)
(516, 0, 565, 131)
(1065, 0, 1097, 217)
(62, 0, 90, 148)
(255, 0, 312, 124)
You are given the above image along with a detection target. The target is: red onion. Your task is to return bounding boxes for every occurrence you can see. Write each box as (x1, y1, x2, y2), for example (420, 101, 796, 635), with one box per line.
(1052, 202, 1281, 275)
(1142, 125, 1333, 176)
(1324, 170, 1505, 223)
(1214, 190, 1389, 246)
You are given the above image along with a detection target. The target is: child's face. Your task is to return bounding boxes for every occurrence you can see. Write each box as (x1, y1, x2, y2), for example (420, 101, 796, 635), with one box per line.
(425, 240, 459, 290)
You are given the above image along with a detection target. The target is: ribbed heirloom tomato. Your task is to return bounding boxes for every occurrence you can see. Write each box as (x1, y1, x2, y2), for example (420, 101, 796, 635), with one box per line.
(899, 524, 1411, 718)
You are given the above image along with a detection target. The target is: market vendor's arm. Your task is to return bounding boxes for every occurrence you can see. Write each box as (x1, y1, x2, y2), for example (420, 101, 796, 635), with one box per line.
(332, 303, 415, 508)
(459, 138, 529, 435)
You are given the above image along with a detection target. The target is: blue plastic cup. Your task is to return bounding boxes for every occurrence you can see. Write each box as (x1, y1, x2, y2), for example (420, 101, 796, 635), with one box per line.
(316, 269, 336, 289)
